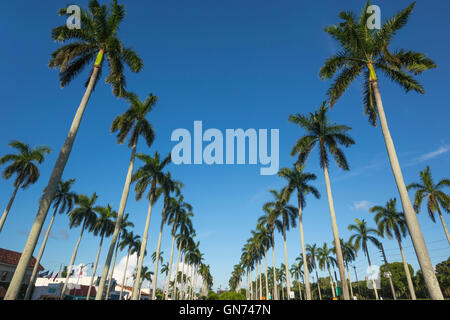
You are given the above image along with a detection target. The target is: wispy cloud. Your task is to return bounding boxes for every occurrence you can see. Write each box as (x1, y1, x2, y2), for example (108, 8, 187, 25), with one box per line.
(351, 200, 373, 211)
(406, 145, 449, 166)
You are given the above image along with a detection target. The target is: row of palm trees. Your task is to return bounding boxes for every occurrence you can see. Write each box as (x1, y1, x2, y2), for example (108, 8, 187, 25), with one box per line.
(228, 0, 448, 300)
(0, 142, 213, 299)
(0, 0, 213, 300)
(232, 188, 447, 300)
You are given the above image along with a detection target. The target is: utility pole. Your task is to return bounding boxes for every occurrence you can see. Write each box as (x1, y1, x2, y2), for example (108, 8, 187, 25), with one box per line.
(353, 266, 361, 298)
(379, 243, 396, 300)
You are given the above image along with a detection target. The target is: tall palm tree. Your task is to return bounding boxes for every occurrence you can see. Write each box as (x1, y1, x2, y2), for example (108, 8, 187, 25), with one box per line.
(118, 231, 140, 300)
(279, 164, 320, 300)
(258, 204, 281, 300)
(277, 265, 286, 300)
(96, 92, 156, 300)
(348, 218, 381, 300)
(290, 263, 303, 300)
(306, 244, 322, 300)
(5, 1, 143, 299)
(130, 152, 171, 300)
(332, 238, 357, 299)
(407, 166, 450, 245)
(24, 178, 77, 300)
(61, 193, 100, 298)
(86, 204, 115, 299)
(165, 197, 193, 300)
(320, 1, 441, 300)
(0, 140, 51, 232)
(371, 198, 416, 299)
(264, 189, 297, 299)
(105, 212, 134, 299)
(289, 103, 355, 300)
(133, 266, 153, 299)
(255, 221, 273, 300)
(317, 242, 337, 299)
(172, 224, 194, 300)
(151, 173, 181, 300)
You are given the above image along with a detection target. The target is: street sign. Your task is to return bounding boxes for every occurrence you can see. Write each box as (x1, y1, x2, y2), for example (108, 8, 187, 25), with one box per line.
(289, 291, 295, 299)
(335, 286, 342, 296)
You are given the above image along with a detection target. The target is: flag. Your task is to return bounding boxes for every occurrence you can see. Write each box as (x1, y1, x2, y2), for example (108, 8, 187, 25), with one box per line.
(53, 272, 59, 282)
(38, 271, 49, 278)
(47, 272, 54, 279)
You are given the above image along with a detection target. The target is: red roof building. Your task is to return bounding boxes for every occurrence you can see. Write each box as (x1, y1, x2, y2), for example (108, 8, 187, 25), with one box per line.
(0, 248, 44, 271)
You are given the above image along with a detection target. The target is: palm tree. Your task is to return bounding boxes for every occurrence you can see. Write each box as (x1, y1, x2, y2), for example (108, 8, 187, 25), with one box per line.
(24, 178, 77, 300)
(317, 242, 337, 299)
(258, 205, 280, 300)
(165, 197, 193, 299)
(0, 140, 51, 232)
(407, 166, 450, 245)
(133, 266, 153, 299)
(279, 164, 320, 300)
(61, 193, 100, 298)
(348, 218, 381, 300)
(118, 231, 140, 300)
(151, 173, 181, 300)
(320, 1, 442, 300)
(4, 1, 143, 299)
(105, 212, 134, 299)
(86, 204, 115, 299)
(264, 189, 297, 299)
(172, 223, 194, 300)
(306, 244, 322, 300)
(255, 221, 273, 300)
(332, 238, 357, 299)
(277, 265, 286, 300)
(289, 103, 355, 300)
(290, 263, 303, 300)
(130, 152, 171, 300)
(371, 198, 416, 299)
(96, 92, 156, 300)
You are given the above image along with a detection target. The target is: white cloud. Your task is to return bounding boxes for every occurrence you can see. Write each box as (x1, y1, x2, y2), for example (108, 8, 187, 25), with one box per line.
(112, 253, 138, 287)
(351, 200, 373, 211)
(407, 145, 449, 166)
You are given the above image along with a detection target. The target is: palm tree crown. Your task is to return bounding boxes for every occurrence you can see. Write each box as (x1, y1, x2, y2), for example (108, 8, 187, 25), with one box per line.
(0, 140, 51, 188)
(289, 102, 355, 170)
(49, 0, 143, 95)
(320, 1, 436, 124)
(348, 218, 380, 256)
(371, 198, 407, 243)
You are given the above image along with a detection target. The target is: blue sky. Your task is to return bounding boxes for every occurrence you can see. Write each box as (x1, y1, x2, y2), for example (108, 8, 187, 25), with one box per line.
(0, 0, 449, 292)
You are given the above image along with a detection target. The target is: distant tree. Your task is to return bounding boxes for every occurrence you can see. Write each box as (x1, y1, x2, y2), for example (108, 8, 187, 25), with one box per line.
(380, 262, 414, 299)
(435, 258, 450, 297)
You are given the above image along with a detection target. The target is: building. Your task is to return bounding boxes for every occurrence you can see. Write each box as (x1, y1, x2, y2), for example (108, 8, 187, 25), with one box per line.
(32, 276, 106, 300)
(0, 248, 44, 299)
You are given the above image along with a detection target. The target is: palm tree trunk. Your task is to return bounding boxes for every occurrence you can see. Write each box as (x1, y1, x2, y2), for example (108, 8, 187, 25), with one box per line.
(0, 184, 20, 233)
(106, 230, 121, 300)
(132, 186, 155, 300)
(271, 232, 278, 300)
(61, 220, 86, 299)
(119, 248, 131, 300)
(5, 53, 104, 300)
(24, 206, 58, 300)
(297, 200, 311, 300)
(282, 225, 292, 299)
(298, 280, 302, 300)
(180, 252, 187, 299)
(315, 268, 322, 300)
(165, 234, 176, 300)
(366, 250, 379, 300)
(96, 139, 138, 300)
(398, 240, 416, 300)
(321, 160, 350, 300)
(258, 261, 263, 299)
(435, 204, 450, 246)
(346, 264, 354, 299)
(327, 266, 336, 298)
(87, 235, 104, 300)
(371, 78, 443, 300)
(152, 219, 165, 300)
(173, 241, 182, 299)
(264, 247, 269, 299)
